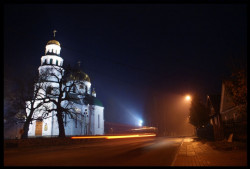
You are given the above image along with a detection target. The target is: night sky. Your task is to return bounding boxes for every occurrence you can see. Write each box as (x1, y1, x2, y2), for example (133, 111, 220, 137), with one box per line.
(4, 2, 247, 126)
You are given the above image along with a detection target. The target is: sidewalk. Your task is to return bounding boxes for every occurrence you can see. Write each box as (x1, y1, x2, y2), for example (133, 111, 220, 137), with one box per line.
(172, 137, 247, 166)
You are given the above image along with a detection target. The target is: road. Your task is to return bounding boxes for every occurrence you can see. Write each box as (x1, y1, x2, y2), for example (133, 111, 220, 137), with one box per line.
(4, 136, 183, 166)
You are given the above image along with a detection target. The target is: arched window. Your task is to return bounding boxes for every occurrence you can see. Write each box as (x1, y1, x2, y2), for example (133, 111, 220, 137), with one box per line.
(56, 60, 58, 66)
(50, 59, 53, 65)
(85, 86, 88, 93)
(46, 86, 53, 95)
(64, 114, 67, 127)
(72, 85, 76, 93)
(44, 59, 47, 65)
(98, 114, 100, 128)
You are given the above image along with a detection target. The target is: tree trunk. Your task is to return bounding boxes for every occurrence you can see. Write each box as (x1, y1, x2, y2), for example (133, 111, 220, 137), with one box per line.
(21, 118, 31, 139)
(56, 110, 65, 138)
(21, 108, 34, 139)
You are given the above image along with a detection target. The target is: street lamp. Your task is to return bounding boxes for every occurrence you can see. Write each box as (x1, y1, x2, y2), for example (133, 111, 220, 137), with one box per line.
(185, 95, 191, 101)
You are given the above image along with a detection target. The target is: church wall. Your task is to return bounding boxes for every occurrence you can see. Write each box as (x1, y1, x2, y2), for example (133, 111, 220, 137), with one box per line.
(64, 114, 83, 136)
(45, 44, 61, 55)
(41, 55, 63, 66)
(38, 65, 64, 82)
(84, 81, 91, 94)
(93, 106, 104, 135)
(67, 81, 91, 95)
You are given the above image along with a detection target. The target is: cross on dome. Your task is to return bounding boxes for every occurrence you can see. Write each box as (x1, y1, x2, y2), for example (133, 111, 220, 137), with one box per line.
(78, 61, 81, 68)
(53, 30, 57, 38)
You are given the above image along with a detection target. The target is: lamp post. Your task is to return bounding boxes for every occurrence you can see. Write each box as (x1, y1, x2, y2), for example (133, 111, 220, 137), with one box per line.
(184, 95, 192, 136)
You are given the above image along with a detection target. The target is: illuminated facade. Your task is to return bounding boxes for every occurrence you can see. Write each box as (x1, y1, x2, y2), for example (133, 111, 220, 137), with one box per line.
(26, 35, 104, 137)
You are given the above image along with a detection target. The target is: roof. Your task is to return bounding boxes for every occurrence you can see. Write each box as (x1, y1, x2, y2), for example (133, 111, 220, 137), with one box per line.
(84, 94, 103, 107)
(68, 93, 103, 107)
(47, 39, 60, 46)
(207, 94, 221, 114)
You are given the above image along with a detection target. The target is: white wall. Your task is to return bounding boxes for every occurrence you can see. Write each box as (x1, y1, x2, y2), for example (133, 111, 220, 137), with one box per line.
(45, 44, 61, 55)
(93, 106, 104, 135)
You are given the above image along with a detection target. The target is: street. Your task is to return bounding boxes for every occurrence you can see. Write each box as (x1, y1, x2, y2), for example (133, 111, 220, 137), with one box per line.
(4, 137, 183, 166)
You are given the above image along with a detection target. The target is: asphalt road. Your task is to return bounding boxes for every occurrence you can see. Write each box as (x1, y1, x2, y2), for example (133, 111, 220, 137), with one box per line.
(4, 137, 183, 166)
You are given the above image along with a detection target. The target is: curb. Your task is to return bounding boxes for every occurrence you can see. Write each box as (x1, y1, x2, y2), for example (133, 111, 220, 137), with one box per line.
(171, 137, 184, 166)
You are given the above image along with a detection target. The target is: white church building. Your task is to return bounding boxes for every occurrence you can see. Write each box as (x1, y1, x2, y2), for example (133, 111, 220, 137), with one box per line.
(26, 33, 104, 137)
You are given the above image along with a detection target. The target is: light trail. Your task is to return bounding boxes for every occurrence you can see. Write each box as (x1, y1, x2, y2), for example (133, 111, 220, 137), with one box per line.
(71, 136, 107, 139)
(105, 134, 156, 139)
(71, 134, 156, 140)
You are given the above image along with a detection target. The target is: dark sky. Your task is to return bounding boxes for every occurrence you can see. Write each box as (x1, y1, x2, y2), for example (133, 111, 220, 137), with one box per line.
(4, 3, 247, 126)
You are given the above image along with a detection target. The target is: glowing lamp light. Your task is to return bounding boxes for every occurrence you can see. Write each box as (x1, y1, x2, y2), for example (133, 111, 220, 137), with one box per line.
(138, 120, 143, 127)
(185, 95, 191, 101)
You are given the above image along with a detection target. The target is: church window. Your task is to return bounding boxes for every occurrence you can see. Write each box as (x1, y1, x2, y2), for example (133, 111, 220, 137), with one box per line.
(44, 59, 47, 65)
(46, 86, 53, 95)
(50, 59, 53, 65)
(98, 114, 100, 128)
(56, 60, 58, 66)
(72, 85, 76, 93)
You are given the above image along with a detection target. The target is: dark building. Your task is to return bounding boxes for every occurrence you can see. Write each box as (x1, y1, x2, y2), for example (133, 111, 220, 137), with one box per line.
(207, 94, 224, 140)
(219, 81, 246, 141)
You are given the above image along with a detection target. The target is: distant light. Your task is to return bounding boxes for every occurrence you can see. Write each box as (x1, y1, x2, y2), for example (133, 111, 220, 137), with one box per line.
(138, 120, 143, 126)
(185, 95, 191, 101)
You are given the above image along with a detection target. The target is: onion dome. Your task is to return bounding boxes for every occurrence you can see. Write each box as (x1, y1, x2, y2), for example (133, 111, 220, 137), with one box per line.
(69, 70, 91, 82)
(47, 39, 60, 46)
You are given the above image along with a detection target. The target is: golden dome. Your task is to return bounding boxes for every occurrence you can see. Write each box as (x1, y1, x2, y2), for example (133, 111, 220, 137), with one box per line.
(69, 71, 91, 82)
(47, 40, 60, 46)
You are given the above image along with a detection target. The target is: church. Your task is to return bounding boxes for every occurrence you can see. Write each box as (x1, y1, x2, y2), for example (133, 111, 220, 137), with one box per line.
(26, 32, 104, 137)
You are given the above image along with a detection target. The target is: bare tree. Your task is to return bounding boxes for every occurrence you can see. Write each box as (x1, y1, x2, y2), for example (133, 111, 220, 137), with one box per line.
(224, 68, 247, 117)
(39, 64, 84, 138)
(4, 72, 49, 139)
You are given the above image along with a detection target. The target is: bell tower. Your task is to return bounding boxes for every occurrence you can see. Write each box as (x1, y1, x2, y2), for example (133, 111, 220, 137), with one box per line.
(38, 30, 64, 82)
